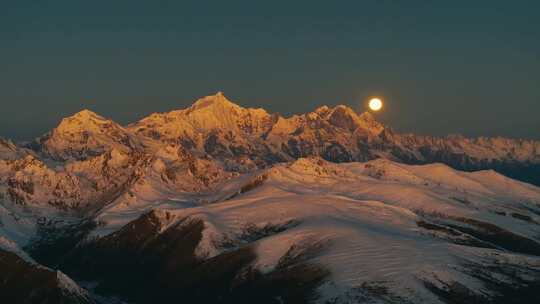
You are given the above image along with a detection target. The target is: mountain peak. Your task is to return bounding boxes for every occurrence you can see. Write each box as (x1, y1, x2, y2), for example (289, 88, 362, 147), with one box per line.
(54, 109, 112, 134)
(331, 104, 358, 116)
(326, 105, 362, 131)
(73, 109, 99, 117)
(356, 111, 385, 135)
(189, 92, 242, 112)
(65, 109, 108, 123)
(359, 111, 375, 121)
(36, 108, 135, 160)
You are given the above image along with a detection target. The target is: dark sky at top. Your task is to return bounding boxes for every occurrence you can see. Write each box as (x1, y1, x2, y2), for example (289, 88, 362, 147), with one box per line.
(1, 1, 539, 141)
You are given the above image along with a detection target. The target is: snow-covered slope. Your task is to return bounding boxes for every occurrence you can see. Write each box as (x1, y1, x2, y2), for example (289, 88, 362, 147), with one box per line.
(0, 155, 89, 208)
(64, 157, 540, 303)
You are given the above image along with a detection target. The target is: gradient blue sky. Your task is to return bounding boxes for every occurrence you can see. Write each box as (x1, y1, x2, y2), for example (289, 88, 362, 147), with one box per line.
(1, 1, 539, 140)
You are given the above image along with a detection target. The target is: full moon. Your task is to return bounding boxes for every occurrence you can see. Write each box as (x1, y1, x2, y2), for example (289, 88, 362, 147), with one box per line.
(369, 98, 383, 111)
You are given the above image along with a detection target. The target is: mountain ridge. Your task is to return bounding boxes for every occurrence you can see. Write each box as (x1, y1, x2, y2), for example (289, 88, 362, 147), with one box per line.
(1, 92, 540, 303)
(12, 92, 540, 186)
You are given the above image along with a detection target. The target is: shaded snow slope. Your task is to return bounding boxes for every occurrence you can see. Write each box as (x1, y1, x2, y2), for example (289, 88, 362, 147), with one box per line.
(0, 246, 93, 304)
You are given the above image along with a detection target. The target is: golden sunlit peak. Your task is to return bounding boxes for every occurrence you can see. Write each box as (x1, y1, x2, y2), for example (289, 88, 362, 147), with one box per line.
(368, 98, 383, 111)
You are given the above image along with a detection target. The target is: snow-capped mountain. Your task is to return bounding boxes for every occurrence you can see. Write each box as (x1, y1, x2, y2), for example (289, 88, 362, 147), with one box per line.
(36, 109, 141, 161)
(129, 92, 275, 141)
(21, 92, 540, 184)
(131, 93, 538, 186)
(1, 92, 540, 303)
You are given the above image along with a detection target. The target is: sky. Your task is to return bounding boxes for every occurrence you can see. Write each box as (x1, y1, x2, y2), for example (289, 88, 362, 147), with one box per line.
(1, 1, 539, 141)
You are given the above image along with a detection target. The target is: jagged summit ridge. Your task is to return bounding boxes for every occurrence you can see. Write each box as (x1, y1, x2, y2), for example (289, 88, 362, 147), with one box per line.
(129, 92, 274, 142)
(10, 92, 540, 185)
(188, 91, 242, 111)
(71, 108, 102, 118)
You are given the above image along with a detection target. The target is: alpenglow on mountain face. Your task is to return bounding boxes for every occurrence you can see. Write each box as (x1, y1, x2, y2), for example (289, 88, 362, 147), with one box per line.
(28, 92, 540, 185)
(1, 92, 540, 304)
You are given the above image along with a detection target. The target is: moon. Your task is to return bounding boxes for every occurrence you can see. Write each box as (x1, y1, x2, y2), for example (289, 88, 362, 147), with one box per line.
(369, 98, 383, 111)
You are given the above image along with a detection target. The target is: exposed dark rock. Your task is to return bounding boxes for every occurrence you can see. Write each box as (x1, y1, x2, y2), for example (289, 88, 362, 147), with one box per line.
(447, 217, 540, 256)
(417, 214, 540, 256)
(423, 260, 540, 304)
(58, 210, 328, 303)
(0, 248, 92, 304)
